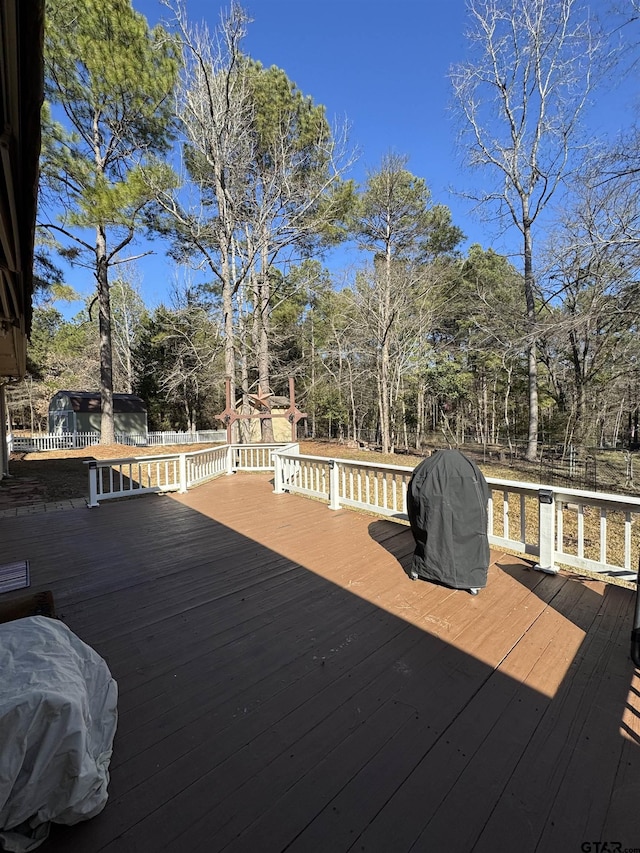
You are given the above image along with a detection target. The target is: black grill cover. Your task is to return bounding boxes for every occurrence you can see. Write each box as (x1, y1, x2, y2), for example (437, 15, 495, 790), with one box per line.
(407, 450, 490, 590)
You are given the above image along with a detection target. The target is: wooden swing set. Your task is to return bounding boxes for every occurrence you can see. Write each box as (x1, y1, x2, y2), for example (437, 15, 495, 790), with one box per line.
(216, 376, 306, 443)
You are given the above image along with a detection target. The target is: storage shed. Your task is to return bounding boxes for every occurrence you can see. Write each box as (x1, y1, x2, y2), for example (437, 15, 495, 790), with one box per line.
(49, 391, 148, 438)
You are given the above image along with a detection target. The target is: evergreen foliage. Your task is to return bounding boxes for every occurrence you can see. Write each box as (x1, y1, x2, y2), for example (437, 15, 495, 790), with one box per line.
(39, 0, 180, 442)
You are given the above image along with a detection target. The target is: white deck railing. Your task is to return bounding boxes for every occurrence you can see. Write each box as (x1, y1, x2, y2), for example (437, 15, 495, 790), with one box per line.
(273, 451, 412, 515)
(86, 443, 293, 507)
(272, 448, 640, 583)
(85, 443, 640, 583)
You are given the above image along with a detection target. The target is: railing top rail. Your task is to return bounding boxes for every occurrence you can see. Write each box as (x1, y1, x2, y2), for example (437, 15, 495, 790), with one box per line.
(543, 484, 640, 508)
(82, 443, 283, 467)
(182, 445, 229, 459)
(237, 442, 294, 450)
(276, 450, 640, 505)
(83, 453, 182, 466)
(274, 450, 415, 475)
(484, 475, 640, 509)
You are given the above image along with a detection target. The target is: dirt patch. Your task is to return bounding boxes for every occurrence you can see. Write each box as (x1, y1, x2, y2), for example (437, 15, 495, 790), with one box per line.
(4, 443, 218, 507)
(297, 440, 425, 469)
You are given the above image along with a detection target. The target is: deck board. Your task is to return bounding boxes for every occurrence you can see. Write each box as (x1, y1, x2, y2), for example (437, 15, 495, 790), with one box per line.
(0, 472, 638, 852)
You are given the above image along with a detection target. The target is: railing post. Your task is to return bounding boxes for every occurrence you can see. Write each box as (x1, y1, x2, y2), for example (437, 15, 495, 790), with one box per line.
(226, 444, 235, 475)
(87, 461, 100, 507)
(631, 556, 640, 666)
(535, 488, 558, 574)
(273, 451, 284, 494)
(328, 459, 341, 511)
(178, 453, 188, 493)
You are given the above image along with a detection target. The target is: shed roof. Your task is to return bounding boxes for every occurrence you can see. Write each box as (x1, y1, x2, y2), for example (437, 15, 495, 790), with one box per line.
(51, 391, 147, 414)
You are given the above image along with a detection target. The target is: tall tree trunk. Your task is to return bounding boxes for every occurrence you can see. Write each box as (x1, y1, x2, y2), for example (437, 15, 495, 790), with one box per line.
(122, 301, 134, 394)
(491, 376, 497, 445)
(258, 235, 274, 443)
(569, 328, 588, 441)
(416, 386, 425, 451)
(482, 371, 488, 445)
(503, 365, 513, 453)
(310, 321, 317, 439)
(97, 226, 115, 445)
(379, 252, 392, 454)
(259, 291, 274, 442)
(221, 247, 237, 442)
(348, 361, 357, 442)
(28, 380, 34, 435)
(124, 343, 133, 394)
(376, 373, 385, 450)
(218, 191, 237, 441)
(238, 289, 252, 443)
(401, 389, 409, 450)
(523, 220, 539, 461)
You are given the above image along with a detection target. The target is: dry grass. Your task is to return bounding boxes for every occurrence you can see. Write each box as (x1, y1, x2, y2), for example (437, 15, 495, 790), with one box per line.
(6, 443, 215, 503)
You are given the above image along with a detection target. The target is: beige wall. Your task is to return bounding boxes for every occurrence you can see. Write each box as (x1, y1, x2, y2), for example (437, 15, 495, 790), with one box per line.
(246, 410, 295, 443)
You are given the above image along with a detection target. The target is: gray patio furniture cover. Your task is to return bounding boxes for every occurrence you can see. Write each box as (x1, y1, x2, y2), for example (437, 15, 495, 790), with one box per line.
(407, 449, 490, 590)
(0, 616, 117, 852)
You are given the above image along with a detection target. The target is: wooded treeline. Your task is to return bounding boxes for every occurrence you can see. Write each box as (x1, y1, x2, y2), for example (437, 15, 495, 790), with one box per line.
(9, 0, 640, 456)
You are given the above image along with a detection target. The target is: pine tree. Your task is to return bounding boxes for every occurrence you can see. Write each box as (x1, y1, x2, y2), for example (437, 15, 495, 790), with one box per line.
(40, 0, 179, 442)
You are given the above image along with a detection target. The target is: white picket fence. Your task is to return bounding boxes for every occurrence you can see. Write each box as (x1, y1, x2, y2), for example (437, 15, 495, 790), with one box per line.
(121, 431, 227, 446)
(10, 430, 226, 452)
(11, 432, 101, 451)
(84, 442, 640, 583)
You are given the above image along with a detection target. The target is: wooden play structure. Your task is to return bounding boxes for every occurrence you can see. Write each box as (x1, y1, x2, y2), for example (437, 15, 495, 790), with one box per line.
(216, 376, 306, 443)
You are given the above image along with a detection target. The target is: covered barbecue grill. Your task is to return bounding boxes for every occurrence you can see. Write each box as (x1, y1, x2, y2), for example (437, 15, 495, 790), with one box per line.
(407, 449, 490, 592)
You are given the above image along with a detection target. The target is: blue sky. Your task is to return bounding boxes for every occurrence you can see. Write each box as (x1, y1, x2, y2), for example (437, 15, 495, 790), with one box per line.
(57, 0, 478, 311)
(56, 0, 636, 313)
(140, 0, 470, 196)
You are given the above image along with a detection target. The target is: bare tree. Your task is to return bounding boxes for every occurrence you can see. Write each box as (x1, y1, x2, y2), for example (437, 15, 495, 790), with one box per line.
(353, 152, 462, 453)
(148, 286, 224, 432)
(239, 66, 354, 440)
(450, 0, 600, 459)
(352, 260, 434, 453)
(110, 266, 147, 394)
(539, 166, 640, 444)
(155, 3, 354, 443)
(153, 0, 257, 428)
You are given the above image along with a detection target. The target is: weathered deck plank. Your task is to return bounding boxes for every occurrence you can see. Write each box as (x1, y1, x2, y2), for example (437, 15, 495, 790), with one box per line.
(0, 472, 637, 852)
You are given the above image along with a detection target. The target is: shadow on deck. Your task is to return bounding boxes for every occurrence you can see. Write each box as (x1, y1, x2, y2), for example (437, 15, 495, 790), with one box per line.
(1, 472, 639, 852)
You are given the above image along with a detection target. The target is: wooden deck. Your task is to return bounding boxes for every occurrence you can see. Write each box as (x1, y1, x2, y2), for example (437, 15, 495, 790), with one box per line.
(2, 472, 640, 852)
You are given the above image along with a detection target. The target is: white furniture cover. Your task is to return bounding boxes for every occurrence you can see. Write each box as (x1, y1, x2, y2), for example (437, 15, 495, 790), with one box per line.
(0, 616, 117, 852)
